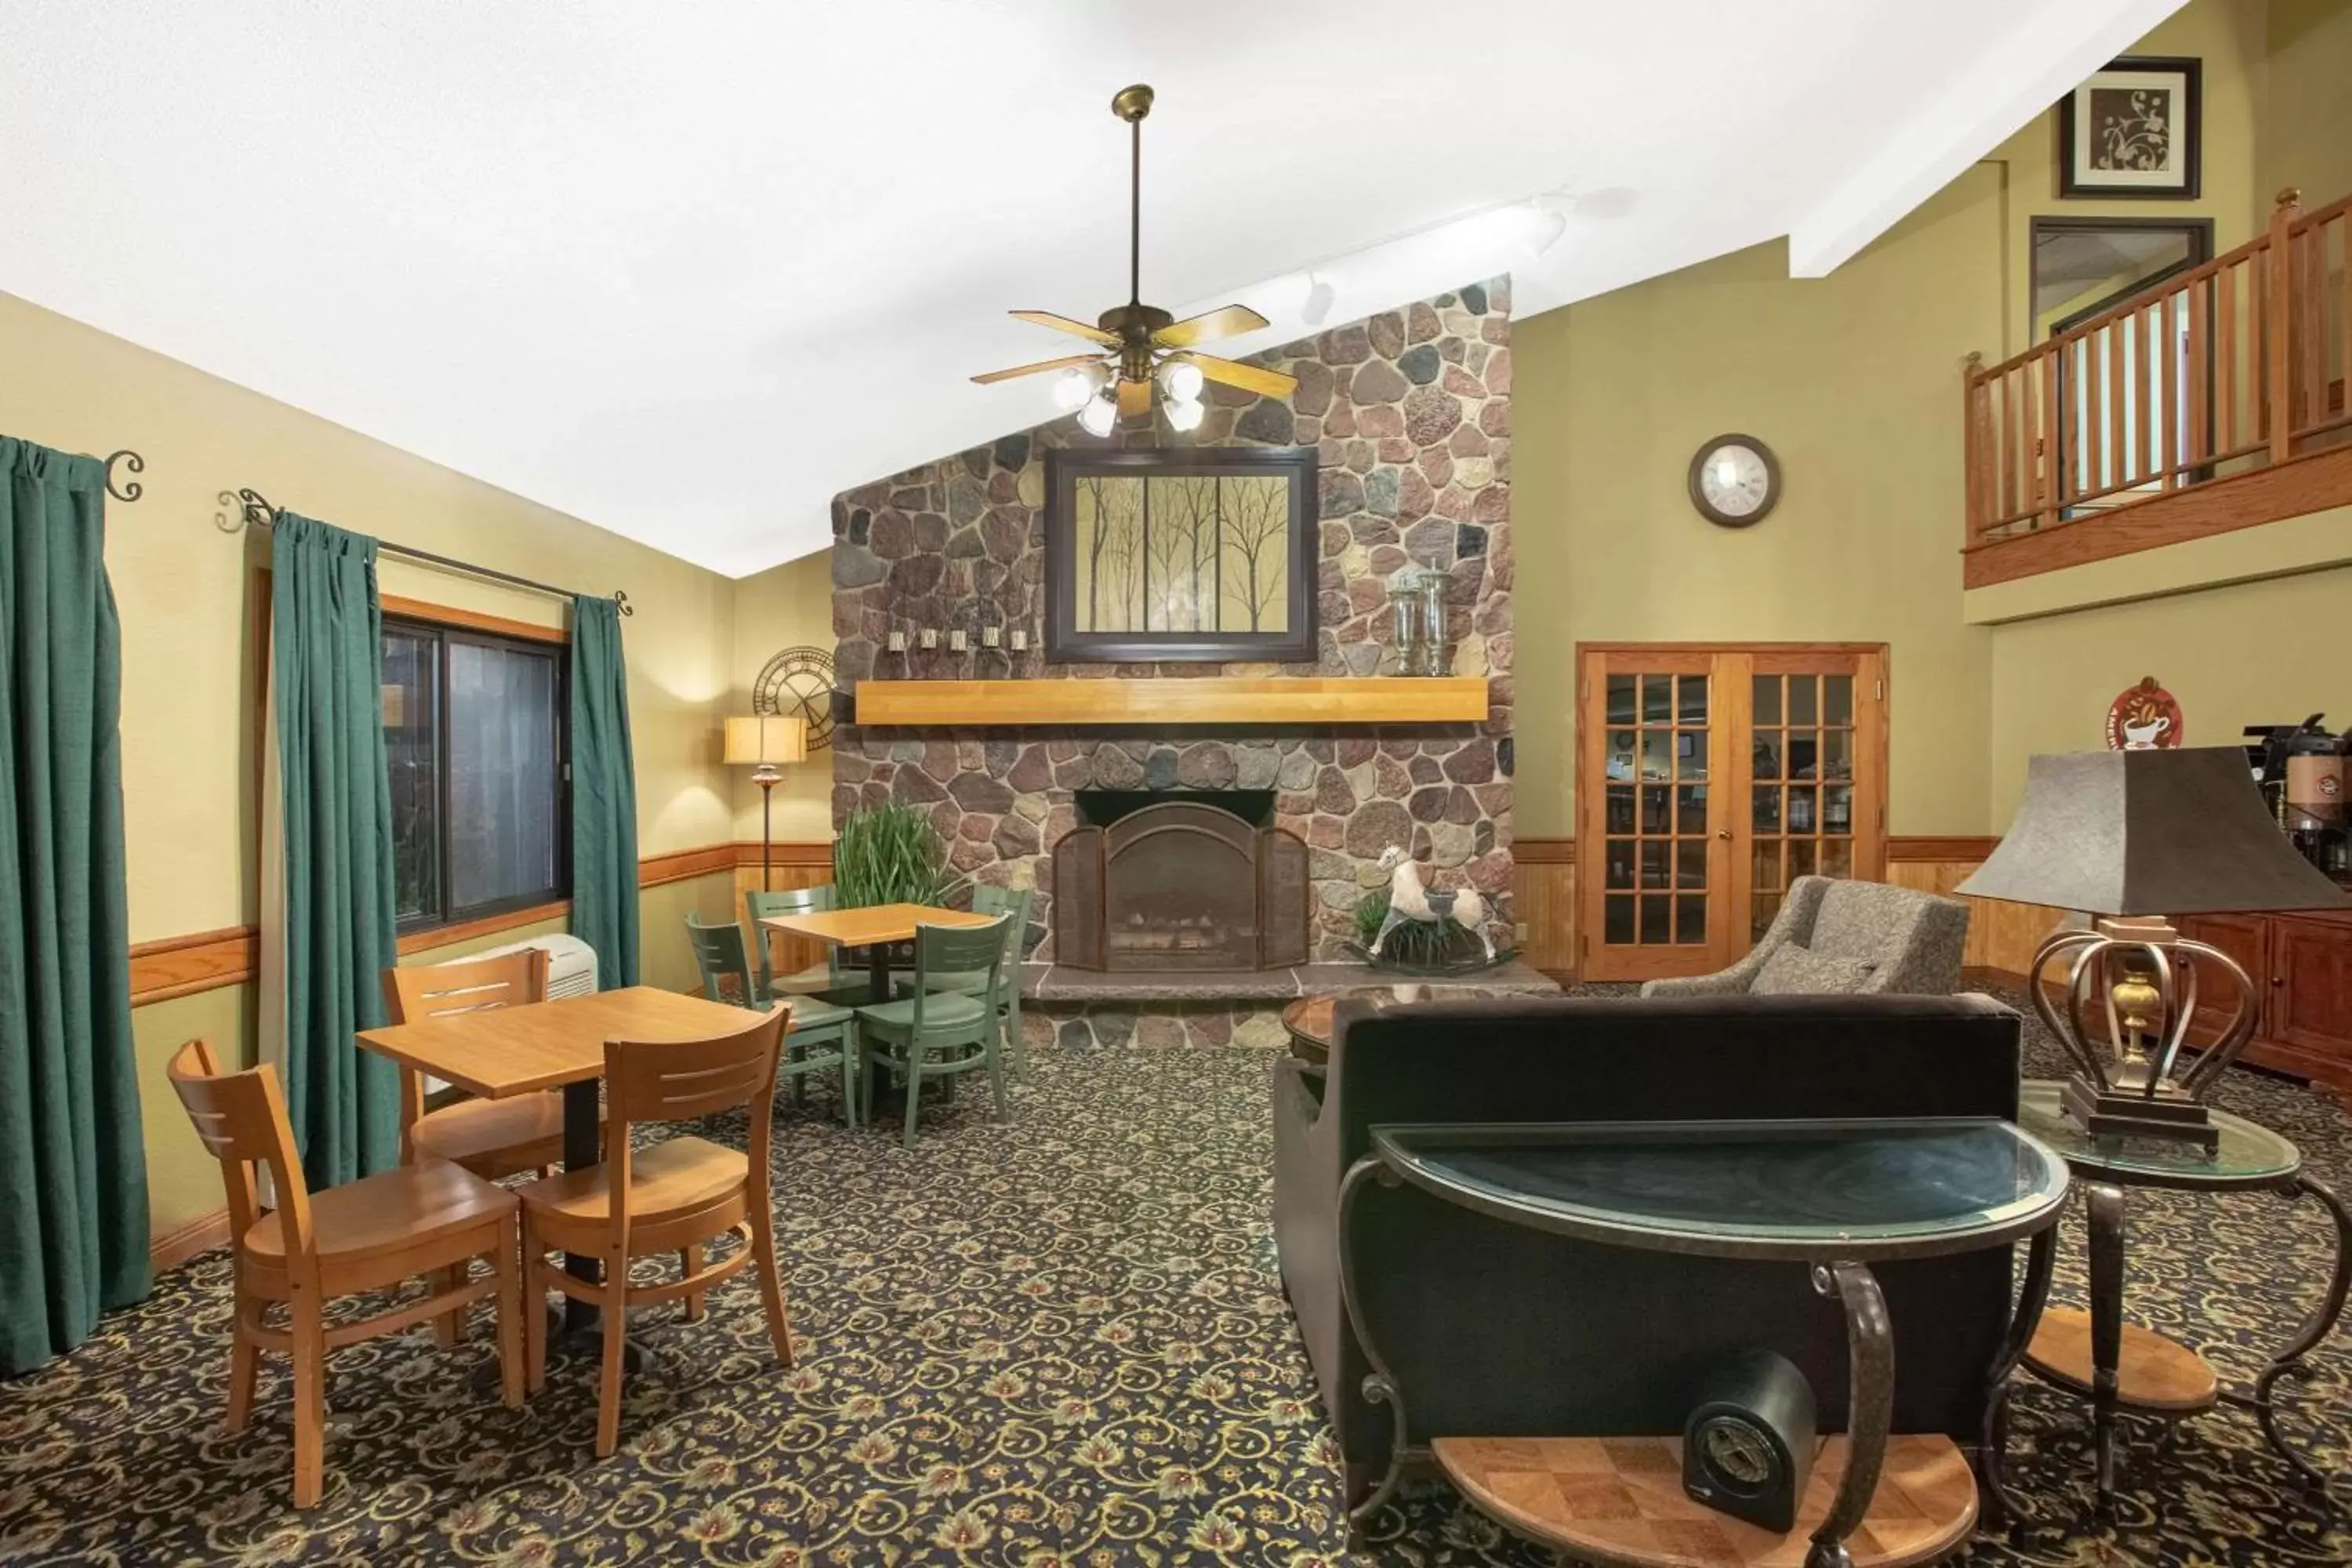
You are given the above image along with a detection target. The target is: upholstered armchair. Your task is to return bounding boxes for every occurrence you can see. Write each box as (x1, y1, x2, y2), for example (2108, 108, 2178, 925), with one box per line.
(1640, 875, 1969, 998)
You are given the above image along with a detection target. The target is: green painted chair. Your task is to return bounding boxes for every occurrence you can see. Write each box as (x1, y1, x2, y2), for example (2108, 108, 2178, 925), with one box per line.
(855, 914, 1012, 1148)
(685, 914, 860, 1126)
(895, 884, 1033, 1079)
(746, 884, 873, 1007)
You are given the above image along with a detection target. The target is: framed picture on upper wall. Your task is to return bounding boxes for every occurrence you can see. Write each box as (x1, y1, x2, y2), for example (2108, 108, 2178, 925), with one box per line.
(1043, 446, 1319, 663)
(2057, 56, 2201, 199)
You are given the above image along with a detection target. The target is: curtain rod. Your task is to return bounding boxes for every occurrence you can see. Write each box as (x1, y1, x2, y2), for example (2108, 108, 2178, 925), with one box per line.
(214, 487, 632, 616)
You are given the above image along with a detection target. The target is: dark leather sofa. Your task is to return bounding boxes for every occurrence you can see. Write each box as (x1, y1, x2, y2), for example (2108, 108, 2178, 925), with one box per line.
(1271, 992, 2025, 1496)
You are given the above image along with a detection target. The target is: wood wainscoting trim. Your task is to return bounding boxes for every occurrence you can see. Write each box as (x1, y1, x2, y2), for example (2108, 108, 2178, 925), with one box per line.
(129, 926, 260, 1006)
(1888, 836, 2000, 862)
(151, 1207, 233, 1276)
(639, 843, 741, 887)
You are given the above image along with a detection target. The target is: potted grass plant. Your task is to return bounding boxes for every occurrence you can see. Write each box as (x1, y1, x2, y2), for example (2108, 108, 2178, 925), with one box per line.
(832, 799, 960, 910)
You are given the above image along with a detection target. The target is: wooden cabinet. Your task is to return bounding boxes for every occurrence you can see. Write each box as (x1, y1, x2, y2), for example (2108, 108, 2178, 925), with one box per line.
(2180, 909, 2352, 1098)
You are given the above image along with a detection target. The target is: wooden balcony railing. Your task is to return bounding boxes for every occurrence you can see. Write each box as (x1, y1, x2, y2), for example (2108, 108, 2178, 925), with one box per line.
(1963, 188, 2351, 586)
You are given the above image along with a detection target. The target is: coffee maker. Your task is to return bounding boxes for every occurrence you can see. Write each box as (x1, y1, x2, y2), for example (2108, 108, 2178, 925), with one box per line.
(2244, 716, 2350, 883)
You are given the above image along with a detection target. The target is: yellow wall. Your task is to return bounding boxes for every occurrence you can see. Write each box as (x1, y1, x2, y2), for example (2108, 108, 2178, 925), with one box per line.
(726, 552, 838, 845)
(2, 288, 751, 1243)
(2264, 0, 2352, 203)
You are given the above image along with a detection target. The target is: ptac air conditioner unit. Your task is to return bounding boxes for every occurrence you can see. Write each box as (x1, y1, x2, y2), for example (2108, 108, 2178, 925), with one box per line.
(456, 932, 599, 999)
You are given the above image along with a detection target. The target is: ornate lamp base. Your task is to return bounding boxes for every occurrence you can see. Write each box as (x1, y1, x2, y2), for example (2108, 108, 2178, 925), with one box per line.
(2059, 1074, 2221, 1152)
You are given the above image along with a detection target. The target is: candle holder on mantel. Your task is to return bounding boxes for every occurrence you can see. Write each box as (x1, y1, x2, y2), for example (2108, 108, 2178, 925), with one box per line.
(1386, 566, 1450, 677)
(1961, 749, 2352, 1149)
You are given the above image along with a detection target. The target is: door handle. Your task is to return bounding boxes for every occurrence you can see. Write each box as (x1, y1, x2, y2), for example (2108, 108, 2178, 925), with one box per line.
(1715, 829, 1733, 840)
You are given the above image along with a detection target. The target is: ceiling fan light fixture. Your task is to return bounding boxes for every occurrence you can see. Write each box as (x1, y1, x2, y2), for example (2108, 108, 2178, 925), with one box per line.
(1053, 361, 1108, 410)
(1157, 357, 1204, 402)
(1165, 393, 1205, 433)
(1077, 386, 1120, 437)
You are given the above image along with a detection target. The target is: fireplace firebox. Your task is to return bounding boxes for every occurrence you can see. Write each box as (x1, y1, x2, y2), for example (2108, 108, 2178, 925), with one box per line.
(1053, 793, 1309, 971)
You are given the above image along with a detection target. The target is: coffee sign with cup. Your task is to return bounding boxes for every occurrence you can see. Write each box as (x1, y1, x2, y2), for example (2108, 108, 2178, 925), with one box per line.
(2105, 676, 2183, 751)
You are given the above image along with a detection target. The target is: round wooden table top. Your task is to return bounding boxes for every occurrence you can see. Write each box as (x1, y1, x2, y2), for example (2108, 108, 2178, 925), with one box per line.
(1432, 1433, 1976, 1568)
(1280, 988, 1432, 1062)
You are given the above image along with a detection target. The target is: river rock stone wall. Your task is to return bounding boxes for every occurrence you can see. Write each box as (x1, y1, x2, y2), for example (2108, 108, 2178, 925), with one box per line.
(829, 279, 1515, 961)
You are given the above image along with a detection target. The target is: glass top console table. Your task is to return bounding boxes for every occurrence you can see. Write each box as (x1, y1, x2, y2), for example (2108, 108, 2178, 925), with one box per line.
(2013, 1079, 2350, 1505)
(1339, 1117, 2072, 1568)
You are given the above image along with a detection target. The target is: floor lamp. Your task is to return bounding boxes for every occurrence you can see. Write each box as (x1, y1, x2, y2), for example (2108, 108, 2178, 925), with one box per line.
(724, 713, 809, 891)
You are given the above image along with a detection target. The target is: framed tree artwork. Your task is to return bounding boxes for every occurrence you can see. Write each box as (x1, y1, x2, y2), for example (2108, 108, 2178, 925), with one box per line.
(1044, 446, 1319, 663)
(2057, 56, 2201, 199)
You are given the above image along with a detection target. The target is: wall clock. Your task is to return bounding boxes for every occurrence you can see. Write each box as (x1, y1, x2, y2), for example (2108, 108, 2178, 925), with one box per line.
(1687, 434, 1780, 528)
(753, 645, 840, 753)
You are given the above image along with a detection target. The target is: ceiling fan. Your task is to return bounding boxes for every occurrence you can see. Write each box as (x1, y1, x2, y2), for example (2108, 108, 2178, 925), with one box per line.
(971, 83, 1299, 437)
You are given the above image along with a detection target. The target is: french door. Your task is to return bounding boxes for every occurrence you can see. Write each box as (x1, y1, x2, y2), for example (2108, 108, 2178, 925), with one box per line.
(1577, 644, 1887, 982)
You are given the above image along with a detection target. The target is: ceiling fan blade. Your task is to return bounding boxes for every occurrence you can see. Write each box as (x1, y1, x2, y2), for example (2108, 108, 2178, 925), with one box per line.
(1118, 377, 1152, 418)
(1186, 354, 1299, 399)
(1010, 310, 1120, 347)
(1152, 303, 1270, 349)
(970, 353, 1106, 386)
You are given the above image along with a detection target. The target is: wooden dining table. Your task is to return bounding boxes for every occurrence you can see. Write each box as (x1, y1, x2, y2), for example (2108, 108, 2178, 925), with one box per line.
(757, 901, 997, 1005)
(357, 985, 759, 1340)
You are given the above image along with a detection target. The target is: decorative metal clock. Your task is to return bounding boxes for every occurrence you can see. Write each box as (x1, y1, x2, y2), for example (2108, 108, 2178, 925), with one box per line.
(1688, 433, 1780, 528)
(753, 645, 839, 753)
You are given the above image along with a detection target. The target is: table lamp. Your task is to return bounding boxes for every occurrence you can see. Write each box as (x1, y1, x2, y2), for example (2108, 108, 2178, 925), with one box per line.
(724, 713, 808, 890)
(1961, 748, 2352, 1149)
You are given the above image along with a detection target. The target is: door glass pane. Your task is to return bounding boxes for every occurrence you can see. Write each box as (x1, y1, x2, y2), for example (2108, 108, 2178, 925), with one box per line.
(1640, 894, 1671, 945)
(1606, 840, 1635, 890)
(1642, 786, 1670, 833)
(1641, 730, 1671, 781)
(1676, 895, 1708, 944)
(1824, 675, 1853, 725)
(1606, 895, 1635, 943)
(1751, 838, 1782, 892)
(1789, 838, 1818, 878)
(1788, 786, 1817, 834)
(1788, 676, 1818, 725)
(382, 628, 440, 924)
(1752, 893, 1781, 941)
(1676, 840, 1708, 889)
(1821, 729, 1851, 781)
(1642, 675, 1672, 724)
(1788, 732, 1818, 780)
(1675, 785, 1708, 833)
(1752, 788, 1781, 833)
(1606, 785, 1635, 834)
(1608, 731, 1637, 780)
(1751, 731, 1782, 780)
(1679, 729, 1708, 782)
(1823, 784, 1854, 835)
(1820, 840, 1853, 877)
(1640, 840, 1669, 890)
(1677, 675, 1708, 724)
(1607, 674, 1637, 725)
(1753, 675, 1781, 724)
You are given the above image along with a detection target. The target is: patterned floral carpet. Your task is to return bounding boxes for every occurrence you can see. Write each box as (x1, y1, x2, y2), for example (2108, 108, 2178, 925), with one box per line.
(1, 991, 2347, 1566)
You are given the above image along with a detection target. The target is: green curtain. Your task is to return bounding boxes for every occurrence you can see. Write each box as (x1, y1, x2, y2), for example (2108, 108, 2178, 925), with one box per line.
(569, 594, 639, 989)
(272, 514, 400, 1189)
(0, 437, 149, 1375)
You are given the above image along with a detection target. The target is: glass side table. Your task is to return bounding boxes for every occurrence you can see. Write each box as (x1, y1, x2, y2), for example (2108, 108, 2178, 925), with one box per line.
(2013, 1079, 2351, 1505)
(1338, 1117, 2071, 1568)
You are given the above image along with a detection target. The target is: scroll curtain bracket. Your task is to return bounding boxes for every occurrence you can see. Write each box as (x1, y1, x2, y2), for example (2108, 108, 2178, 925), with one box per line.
(103, 450, 145, 503)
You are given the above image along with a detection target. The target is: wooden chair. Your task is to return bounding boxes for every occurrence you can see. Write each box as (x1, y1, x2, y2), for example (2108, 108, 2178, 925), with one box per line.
(688, 913, 858, 1124)
(895, 884, 1034, 1078)
(166, 1039, 523, 1508)
(517, 1007, 795, 1457)
(746, 884, 873, 1005)
(383, 949, 567, 1178)
(855, 915, 1013, 1148)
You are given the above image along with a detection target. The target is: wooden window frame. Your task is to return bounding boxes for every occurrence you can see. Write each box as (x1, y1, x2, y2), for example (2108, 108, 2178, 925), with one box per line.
(381, 599, 572, 941)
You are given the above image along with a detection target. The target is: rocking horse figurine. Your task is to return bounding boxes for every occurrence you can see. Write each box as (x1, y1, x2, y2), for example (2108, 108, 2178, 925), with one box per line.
(1369, 844, 1497, 965)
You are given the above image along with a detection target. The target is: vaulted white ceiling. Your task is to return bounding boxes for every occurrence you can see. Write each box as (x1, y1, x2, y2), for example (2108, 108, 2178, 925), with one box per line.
(1, 1, 2183, 576)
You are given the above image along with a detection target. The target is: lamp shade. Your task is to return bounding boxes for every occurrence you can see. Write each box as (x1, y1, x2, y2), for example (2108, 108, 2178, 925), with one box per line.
(723, 713, 808, 767)
(1959, 748, 2352, 915)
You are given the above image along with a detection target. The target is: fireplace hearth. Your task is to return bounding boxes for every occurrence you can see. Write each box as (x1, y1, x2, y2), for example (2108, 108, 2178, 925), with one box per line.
(1053, 793, 1309, 972)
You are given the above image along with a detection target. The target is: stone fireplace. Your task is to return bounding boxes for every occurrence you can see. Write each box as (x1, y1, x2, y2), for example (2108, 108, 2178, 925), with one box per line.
(830, 278, 1518, 979)
(1053, 792, 1308, 972)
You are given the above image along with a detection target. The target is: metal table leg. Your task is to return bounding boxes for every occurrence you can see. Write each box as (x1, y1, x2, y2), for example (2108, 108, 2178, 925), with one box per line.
(1978, 1225, 2058, 1531)
(2085, 1182, 2127, 1508)
(1806, 1260, 1893, 1568)
(1336, 1156, 1414, 1551)
(2220, 1172, 2352, 1486)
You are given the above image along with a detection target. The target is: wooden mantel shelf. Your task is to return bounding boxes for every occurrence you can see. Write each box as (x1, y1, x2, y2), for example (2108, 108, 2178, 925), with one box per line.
(850, 677, 1489, 728)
